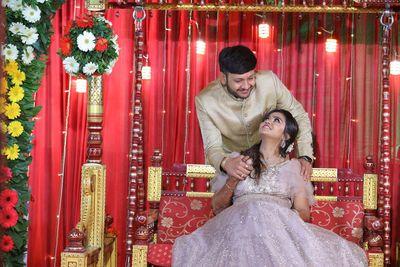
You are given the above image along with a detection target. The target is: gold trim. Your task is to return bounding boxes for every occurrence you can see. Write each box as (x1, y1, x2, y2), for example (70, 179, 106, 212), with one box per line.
(314, 196, 337, 202)
(132, 245, 148, 267)
(147, 167, 162, 202)
(109, 3, 383, 14)
(186, 164, 216, 178)
(85, 0, 106, 11)
(310, 168, 337, 182)
(88, 76, 103, 119)
(396, 242, 400, 267)
(186, 192, 214, 198)
(368, 252, 384, 267)
(363, 174, 378, 210)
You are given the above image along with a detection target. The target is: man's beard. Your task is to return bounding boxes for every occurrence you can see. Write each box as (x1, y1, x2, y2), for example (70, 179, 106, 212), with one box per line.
(225, 83, 253, 99)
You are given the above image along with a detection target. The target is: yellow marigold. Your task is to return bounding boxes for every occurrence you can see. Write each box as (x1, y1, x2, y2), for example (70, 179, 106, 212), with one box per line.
(1, 147, 7, 156)
(8, 85, 24, 102)
(11, 70, 26, 86)
(0, 97, 6, 114)
(4, 144, 20, 160)
(4, 61, 19, 76)
(1, 122, 7, 134)
(8, 121, 24, 137)
(5, 102, 21, 119)
(0, 77, 8, 94)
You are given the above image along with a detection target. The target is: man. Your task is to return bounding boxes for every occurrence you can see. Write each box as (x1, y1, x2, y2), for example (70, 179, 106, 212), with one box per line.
(195, 45, 314, 180)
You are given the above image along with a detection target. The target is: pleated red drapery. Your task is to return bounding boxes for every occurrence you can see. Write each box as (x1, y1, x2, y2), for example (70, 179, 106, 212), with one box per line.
(27, 3, 400, 266)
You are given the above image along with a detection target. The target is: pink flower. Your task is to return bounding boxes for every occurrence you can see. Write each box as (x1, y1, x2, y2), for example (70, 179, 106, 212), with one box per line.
(0, 189, 18, 208)
(0, 166, 12, 183)
(0, 207, 18, 228)
(0, 235, 14, 252)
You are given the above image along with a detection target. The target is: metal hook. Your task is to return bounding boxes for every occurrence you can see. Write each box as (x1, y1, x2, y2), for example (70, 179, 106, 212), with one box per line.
(133, 5, 146, 22)
(380, 9, 394, 29)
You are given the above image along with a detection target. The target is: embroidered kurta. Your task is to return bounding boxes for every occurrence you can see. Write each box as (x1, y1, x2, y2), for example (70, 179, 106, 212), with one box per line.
(195, 70, 313, 169)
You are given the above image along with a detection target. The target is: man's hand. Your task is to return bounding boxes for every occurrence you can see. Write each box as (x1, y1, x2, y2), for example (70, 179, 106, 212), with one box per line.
(222, 155, 253, 181)
(298, 158, 312, 181)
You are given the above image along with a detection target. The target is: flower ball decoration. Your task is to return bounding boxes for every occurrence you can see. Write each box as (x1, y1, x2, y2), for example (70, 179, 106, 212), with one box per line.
(58, 14, 119, 78)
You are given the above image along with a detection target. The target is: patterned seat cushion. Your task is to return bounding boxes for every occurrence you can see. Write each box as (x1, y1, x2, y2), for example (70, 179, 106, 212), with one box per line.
(157, 195, 214, 244)
(310, 201, 364, 245)
(151, 198, 364, 266)
(148, 244, 173, 267)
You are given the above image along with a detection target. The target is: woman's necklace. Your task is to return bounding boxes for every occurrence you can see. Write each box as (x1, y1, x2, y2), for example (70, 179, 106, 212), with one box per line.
(260, 155, 286, 168)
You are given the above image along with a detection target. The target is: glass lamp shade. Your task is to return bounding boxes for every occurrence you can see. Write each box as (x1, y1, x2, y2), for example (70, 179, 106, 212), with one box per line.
(142, 66, 151, 80)
(390, 60, 400, 75)
(258, 23, 270, 39)
(325, 38, 337, 53)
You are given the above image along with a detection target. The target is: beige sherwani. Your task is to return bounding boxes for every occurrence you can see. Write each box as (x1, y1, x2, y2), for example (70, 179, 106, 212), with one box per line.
(195, 70, 313, 170)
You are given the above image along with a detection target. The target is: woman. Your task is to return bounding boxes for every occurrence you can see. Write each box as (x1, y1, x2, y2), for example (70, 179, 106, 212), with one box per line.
(172, 109, 367, 267)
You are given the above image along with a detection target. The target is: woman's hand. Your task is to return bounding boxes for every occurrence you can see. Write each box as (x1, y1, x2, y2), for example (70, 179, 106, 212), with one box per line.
(222, 155, 253, 180)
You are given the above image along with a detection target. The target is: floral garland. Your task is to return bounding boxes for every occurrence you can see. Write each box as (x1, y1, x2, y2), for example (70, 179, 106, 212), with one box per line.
(0, 0, 63, 265)
(58, 14, 119, 78)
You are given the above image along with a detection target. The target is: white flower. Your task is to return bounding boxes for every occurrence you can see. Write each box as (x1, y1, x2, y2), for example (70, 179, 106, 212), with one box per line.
(9, 22, 27, 35)
(1, 0, 9, 7)
(36, 0, 46, 3)
(2, 44, 19, 61)
(22, 5, 41, 23)
(22, 46, 35, 65)
(111, 35, 119, 55)
(161, 217, 173, 228)
(332, 207, 345, 218)
(20, 27, 38, 45)
(104, 59, 117, 74)
(97, 16, 112, 26)
(63, 57, 80, 74)
(82, 62, 98, 75)
(8, 0, 22, 11)
(77, 31, 96, 52)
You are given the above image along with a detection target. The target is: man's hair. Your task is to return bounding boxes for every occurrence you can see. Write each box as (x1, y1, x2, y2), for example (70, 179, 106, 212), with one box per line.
(219, 45, 257, 74)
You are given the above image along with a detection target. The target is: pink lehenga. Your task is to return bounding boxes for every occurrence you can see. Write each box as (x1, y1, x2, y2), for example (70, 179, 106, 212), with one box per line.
(172, 160, 367, 267)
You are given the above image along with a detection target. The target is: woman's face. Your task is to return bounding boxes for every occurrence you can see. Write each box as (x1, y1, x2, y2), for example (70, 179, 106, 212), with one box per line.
(259, 112, 287, 140)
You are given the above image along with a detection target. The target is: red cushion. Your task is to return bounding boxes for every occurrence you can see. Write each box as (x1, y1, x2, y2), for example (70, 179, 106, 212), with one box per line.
(310, 201, 364, 245)
(148, 244, 172, 267)
(157, 195, 214, 244)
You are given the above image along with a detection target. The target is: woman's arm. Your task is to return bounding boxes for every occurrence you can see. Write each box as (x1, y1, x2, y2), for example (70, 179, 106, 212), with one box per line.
(211, 177, 240, 215)
(292, 195, 311, 222)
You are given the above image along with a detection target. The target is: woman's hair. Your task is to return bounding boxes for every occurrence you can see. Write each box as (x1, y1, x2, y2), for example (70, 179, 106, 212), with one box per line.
(241, 109, 299, 181)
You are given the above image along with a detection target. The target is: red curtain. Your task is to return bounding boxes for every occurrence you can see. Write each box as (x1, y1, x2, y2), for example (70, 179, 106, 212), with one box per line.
(27, 4, 400, 266)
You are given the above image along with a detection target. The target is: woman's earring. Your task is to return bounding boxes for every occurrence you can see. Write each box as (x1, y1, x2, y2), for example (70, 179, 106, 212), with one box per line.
(285, 143, 294, 153)
(281, 140, 286, 149)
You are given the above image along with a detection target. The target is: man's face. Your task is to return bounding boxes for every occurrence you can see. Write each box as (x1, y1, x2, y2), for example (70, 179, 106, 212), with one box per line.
(220, 70, 256, 99)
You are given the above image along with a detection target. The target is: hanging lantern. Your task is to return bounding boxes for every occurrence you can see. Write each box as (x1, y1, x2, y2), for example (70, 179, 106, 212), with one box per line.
(390, 60, 400, 75)
(325, 38, 337, 53)
(142, 65, 151, 80)
(196, 40, 206, 55)
(75, 78, 87, 93)
(258, 23, 270, 39)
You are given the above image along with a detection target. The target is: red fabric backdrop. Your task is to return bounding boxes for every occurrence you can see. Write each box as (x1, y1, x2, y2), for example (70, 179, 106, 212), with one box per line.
(27, 3, 400, 266)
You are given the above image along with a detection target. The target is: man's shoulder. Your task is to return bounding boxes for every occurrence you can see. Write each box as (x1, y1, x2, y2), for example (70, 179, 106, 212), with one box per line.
(196, 79, 223, 100)
(256, 70, 276, 80)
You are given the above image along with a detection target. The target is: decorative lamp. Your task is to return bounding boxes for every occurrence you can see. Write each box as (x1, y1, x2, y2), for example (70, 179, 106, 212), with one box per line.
(390, 59, 400, 75)
(142, 54, 151, 80)
(258, 23, 270, 38)
(75, 79, 87, 93)
(196, 40, 206, 55)
(325, 38, 337, 53)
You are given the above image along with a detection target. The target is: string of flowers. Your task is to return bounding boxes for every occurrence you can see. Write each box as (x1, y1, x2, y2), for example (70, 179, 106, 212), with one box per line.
(0, 0, 64, 265)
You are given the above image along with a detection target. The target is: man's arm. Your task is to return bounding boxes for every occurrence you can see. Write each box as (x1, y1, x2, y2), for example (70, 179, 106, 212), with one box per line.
(195, 96, 227, 170)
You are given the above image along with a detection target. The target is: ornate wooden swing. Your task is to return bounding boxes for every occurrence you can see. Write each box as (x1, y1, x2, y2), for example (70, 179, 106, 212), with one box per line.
(60, 0, 397, 266)
(126, 1, 395, 266)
